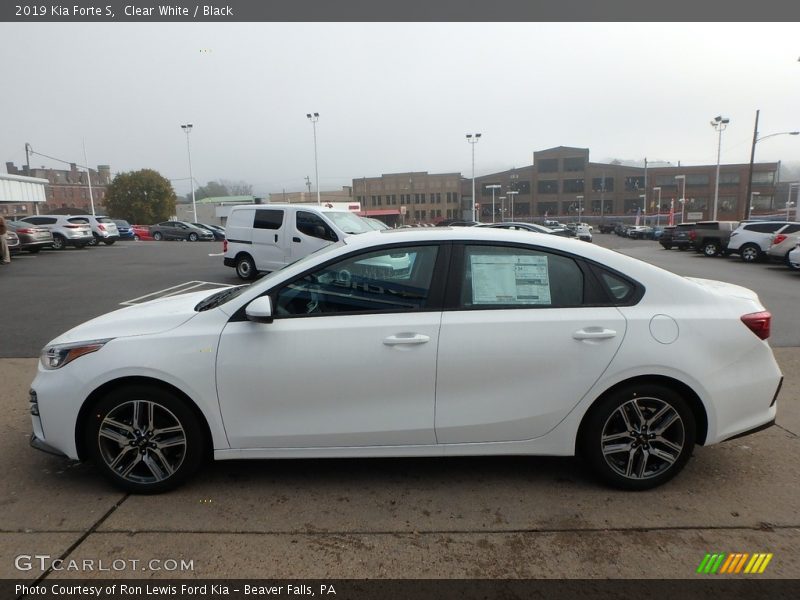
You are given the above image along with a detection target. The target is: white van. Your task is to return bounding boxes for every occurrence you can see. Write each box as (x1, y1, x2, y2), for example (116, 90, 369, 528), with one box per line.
(223, 204, 375, 279)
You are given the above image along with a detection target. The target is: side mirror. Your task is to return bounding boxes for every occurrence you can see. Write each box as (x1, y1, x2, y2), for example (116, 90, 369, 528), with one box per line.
(245, 296, 273, 324)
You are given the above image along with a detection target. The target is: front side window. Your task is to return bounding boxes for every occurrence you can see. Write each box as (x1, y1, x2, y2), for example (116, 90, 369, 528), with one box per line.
(460, 245, 583, 308)
(275, 245, 439, 316)
(297, 211, 337, 241)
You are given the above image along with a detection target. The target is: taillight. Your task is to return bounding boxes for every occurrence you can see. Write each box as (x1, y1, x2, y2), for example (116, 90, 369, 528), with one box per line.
(223, 239, 228, 253)
(689, 231, 696, 240)
(98, 224, 106, 231)
(773, 234, 787, 245)
(741, 311, 771, 340)
(16, 228, 32, 234)
(64, 224, 79, 229)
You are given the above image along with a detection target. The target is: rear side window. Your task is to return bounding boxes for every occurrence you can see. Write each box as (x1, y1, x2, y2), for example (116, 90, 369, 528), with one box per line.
(97, 217, 113, 224)
(253, 209, 283, 230)
(744, 223, 784, 233)
(68, 217, 89, 224)
(779, 224, 800, 234)
(460, 245, 583, 308)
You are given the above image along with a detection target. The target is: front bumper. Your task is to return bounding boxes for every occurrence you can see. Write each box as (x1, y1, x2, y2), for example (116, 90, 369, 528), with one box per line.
(30, 433, 67, 457)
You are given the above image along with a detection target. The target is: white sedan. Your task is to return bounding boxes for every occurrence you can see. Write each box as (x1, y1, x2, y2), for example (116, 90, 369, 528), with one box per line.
(29, 228, 782, 493)
(788, 245, 800, 270)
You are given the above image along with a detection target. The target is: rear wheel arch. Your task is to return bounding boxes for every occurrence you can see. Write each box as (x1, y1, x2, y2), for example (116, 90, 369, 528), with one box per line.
(576, 375, 709, 453)
(75, 376, 214, 463)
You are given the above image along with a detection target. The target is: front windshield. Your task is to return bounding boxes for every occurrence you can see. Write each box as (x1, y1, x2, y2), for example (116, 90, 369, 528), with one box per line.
(324, 211, 375, 234)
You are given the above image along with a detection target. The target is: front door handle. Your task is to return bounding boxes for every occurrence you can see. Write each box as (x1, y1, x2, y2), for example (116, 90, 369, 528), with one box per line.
(573, 328, 617, 340)
(383, 333, 430, 346)
(274, 234, 279, 243)
(293, 237, 301, 243)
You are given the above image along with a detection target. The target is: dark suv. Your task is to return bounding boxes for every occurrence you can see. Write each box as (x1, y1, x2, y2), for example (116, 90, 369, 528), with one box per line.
(670, 223, 696, 251)
(659, 226, 676, 249)
(691, 221, 740, 256)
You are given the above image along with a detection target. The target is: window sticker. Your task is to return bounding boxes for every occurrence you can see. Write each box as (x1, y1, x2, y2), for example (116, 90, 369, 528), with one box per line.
(470, 254, 551, 305)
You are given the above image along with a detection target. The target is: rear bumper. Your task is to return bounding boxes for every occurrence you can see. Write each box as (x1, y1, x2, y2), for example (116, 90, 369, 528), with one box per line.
(224, 257, 236, 267)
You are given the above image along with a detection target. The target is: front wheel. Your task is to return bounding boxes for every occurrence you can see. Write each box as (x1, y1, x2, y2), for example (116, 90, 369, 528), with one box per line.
(51, 235, 66, 250)
(740, 244, 760, 263)
(188, 232, 198, 242)
(580, 384, 696, 490)
(236, 254, 257, 280)
(153, 232, 163, 241)
(88, 236, 99, 246)
(85, 386, 207, 494)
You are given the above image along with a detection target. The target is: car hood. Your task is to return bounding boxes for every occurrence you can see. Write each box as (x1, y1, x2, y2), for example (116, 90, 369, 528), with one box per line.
(46, 289, 216, 346)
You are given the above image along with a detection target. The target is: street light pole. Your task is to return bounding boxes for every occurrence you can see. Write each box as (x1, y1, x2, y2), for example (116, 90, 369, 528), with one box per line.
(788, 183, 800, 221)
(306, 113, 321, 206)
(466, 133, 481, 222)
(180, 123, 197, 223)
(507, 190, 519, 221)
(575, 195, 583, 221)
(499, 196, 506, 222)
(487, 184, 501, 223)
(674, 175, 686, 224)
(653, 187, 661, 226)
(711, 115, 730, 221)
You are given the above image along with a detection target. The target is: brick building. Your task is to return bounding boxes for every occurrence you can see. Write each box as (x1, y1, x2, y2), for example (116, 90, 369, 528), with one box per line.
(5, 162, 112, 215)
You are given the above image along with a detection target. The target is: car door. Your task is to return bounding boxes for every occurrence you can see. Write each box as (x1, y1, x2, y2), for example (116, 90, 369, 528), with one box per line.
(286, 210, 338, 262)
(216, 242, 449, 449)
(251, 208, 287, 271)
(435, 243, 627, 444)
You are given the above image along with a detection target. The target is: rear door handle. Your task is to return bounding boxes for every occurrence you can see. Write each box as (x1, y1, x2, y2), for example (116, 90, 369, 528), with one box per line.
(573, 328, 617, 340)
(383, 333, 430, 346)
(274, 234, 279, 243)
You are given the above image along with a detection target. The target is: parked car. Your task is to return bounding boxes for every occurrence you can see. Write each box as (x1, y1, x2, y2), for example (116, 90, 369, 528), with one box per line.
(112, 220, 136, 240)
(223, 204, 375, 280)
(131, 225, 154, 241)
(566, 222, 592, 242)
(18, 215, 93, 250)
(192, 223, 226, 241)
(149, 221, 214, 242)
(71, 215, 120, 246)
(436, 219, 479, 227)
(788, 244, 800, 270)
(659, 226, 676, 249)
(598, 222, 619, 234)
(5, 230, 20, 253)
(691, 221, 739, 256)
(479, 222, 576, 238)
(726, 221, 795, 263)
(671, 223, 696, 251)
(627, 226, 655, 240)
(29, 228, 782, 494)
(567, 221, 594, 232)
(363, 218, 390, 231)
(5, 220, 54, 253)
(767, 231, 800, 270)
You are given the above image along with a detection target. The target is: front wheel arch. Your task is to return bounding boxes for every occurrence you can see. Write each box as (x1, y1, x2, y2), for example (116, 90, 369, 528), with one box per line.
(576, 375, 708, 454)
(75, 376, 213, 463)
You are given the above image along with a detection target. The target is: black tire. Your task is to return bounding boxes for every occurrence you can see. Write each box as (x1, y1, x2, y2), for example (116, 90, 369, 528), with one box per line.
(51, 235, 66, 250)
(188, 232, 198, 242)
(236, 254, 257, 280)
(153, 231, 163, 241)
(134, 235, 140, 241)
(75, 243, 88, 249)
(103, 240, 116, 246)
(84, 385, 207, 494)
(702, 241, 720, 257)
(88, 235, 99, 246)
(580, 384, 696, 491)
(661, 244, 672, 250)
(677, 246, 686, 251)
(787, 253, 800, 271)
(740, 244, 761, 263)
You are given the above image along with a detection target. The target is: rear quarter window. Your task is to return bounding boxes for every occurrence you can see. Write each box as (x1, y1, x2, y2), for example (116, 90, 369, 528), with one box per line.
(253, 209, 283, 230)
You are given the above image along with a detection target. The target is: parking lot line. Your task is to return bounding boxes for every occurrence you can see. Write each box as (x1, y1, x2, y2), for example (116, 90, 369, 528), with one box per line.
(119, 281, 231, 306)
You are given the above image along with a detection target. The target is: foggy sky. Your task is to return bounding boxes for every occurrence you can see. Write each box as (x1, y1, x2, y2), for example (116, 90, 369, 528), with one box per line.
(2, 22, 798, 197)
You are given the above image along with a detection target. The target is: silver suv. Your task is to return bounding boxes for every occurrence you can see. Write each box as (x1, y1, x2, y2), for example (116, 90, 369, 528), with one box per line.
(71, 215, 120, 246)
(727, 221, 794, 262)
(19, 215, 93, 250)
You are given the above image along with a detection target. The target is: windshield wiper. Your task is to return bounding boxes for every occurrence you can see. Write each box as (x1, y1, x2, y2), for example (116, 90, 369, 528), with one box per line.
(195, 286, 245, 312)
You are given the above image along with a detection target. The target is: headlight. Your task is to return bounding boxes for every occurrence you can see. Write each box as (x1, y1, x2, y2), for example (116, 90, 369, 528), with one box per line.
(40, 339, 113, 370)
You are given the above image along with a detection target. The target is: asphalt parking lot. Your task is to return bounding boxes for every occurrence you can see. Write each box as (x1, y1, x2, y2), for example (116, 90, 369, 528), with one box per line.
(1, 236, 798, 582)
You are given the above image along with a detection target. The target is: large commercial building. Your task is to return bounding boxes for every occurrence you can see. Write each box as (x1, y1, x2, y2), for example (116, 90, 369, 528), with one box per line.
(354, 146, 784, 225)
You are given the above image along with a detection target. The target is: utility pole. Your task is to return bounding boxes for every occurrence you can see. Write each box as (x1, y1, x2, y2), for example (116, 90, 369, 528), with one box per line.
(305, 176, 312, 194)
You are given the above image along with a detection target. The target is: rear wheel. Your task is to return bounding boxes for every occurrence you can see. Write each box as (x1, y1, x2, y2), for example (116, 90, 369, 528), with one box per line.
(702, 241, 720, 256)
(85, 385, 207, 494)
(235, 254, 257, 280)
(153, 232, 163, 241)
(740, 244, 761, 263)
(581, 384, 696, 490)
(134, 235, 140, 241)
(103, 239, 116, 246)
(88, 236, 99, 246)
(188, 232, 198, 242)
(661, 244, 672, 250)
(787, 252, 800, 271)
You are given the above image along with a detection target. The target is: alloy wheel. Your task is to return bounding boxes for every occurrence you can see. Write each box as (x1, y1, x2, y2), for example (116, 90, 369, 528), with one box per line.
(600, 396, 685, 481)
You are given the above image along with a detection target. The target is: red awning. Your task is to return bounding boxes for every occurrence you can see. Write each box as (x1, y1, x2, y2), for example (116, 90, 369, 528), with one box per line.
(359, 209, 401, 216)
